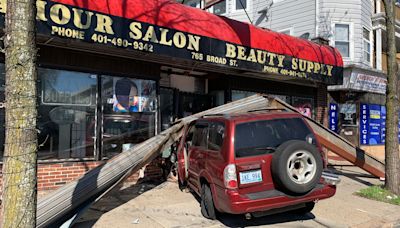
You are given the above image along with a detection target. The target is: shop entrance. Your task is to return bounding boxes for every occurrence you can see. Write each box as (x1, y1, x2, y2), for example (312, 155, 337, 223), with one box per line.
(178, 92, 211, 118)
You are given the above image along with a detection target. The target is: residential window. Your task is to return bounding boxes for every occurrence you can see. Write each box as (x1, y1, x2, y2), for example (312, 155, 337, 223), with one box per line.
(335, 24, 350, 58)
(213, 1, 226, 15)
(189, 0, 200, 8)
(279, 28, 292, 35)
(236, 0, 247, 10)
(363, 28, 371, 63)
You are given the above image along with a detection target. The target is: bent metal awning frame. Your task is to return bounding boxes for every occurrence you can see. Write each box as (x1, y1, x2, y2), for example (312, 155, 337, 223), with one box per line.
(0, 0, 343, 85)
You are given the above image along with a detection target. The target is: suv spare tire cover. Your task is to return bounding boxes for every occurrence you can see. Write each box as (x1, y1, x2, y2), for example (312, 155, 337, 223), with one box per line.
(271, 140, 323, 195)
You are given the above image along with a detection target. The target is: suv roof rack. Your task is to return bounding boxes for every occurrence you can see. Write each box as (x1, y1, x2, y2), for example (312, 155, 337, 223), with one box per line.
(247, 108, 288, 113)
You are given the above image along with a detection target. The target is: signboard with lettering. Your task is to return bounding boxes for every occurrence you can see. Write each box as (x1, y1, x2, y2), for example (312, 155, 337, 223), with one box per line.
(360, 104, 400, 145)
(349, 73, 387, 95)
(368, 104, 382, 145)
(381, 106, 386, 143)
(0, 0, 343, 85)
(360, 104, 369, 145)
(329, 103, 338, 133)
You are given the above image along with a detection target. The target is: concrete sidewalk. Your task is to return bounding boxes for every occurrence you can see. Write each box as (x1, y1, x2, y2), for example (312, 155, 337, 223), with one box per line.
(74, 165, 400, 228)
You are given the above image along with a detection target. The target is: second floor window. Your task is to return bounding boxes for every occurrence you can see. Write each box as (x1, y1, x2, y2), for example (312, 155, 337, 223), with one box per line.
(335, 24, 350, 58)
(363, 28, 371, 63)
(213, 1, 226, 15)
(236, 0, 247, 10)
(189, 0, 200, 8)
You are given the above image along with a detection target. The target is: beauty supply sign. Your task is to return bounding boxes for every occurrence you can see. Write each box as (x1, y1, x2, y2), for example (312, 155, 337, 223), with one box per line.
(0, 0, 343, 85)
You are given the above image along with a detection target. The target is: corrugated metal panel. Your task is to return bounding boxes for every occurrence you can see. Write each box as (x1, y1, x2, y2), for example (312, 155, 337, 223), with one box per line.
(36, 95, 269, 227)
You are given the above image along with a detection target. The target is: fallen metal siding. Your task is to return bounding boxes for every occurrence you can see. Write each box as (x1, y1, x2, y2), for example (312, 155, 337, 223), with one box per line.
(36, 95, 270, 227)
(269, 97, 385, 178)
(36, 94, 385, 227)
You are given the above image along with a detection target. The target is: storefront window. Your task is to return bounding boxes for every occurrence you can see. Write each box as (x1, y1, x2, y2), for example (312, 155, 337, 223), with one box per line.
(101, 76, 157, 158)
(38, 69, 97, 160)
(270, 94, 289, 103)
(292, 97, 314, 118)
(232, 90, 256, 101)
(339, 104, 357, 126)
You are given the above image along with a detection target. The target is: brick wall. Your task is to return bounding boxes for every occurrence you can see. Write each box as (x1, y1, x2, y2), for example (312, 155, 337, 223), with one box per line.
(0, 157, 164, 195)
(316, 83, 328, 126)
(37, 161, 105, 191)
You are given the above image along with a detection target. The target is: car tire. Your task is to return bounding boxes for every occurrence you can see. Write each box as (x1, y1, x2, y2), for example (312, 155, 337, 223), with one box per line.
(200, 184, 217, 220)
(293, 202, 315, 214)
(271, 140, 323, 195)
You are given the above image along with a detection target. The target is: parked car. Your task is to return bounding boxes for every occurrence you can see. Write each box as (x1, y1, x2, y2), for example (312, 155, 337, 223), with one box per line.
(177, 111, 340, 219)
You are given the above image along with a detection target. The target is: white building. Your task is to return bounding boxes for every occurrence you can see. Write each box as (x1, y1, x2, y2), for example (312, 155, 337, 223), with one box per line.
(183, 0, 397, 158)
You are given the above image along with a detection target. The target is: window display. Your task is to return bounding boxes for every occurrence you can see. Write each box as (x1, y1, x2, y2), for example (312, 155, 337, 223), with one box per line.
(292, 97, 314, 118)
(38, 68, 97, 160)
(339, 104, 357, 126)
(101, 76, 156, 158)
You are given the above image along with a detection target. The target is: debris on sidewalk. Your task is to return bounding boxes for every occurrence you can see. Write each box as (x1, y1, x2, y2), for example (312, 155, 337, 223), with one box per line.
(131, 218, 140, 224)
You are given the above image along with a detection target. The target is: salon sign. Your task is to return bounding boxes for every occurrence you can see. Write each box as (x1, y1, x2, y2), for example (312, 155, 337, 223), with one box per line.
(0, 0, 343, 84)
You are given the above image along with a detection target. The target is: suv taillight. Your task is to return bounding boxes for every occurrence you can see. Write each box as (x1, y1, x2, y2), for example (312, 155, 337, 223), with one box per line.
(224, 164, 238, 189)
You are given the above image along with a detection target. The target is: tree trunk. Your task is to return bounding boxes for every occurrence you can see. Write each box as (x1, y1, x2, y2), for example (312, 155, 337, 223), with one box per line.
(1, 0, 38, 227)
(383, 0, 400, 195)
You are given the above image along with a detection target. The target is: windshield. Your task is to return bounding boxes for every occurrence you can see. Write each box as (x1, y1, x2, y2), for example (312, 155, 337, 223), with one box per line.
(234, 118, 313, 158)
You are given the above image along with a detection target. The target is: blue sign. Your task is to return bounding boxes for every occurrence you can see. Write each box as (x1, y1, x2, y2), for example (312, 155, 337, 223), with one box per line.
(381, 106, 386, 144)
(360, 104, 369, 145)
(359, 104, 400, 145)
(368, 104, 382, 145)
(329, 103, 339, 133)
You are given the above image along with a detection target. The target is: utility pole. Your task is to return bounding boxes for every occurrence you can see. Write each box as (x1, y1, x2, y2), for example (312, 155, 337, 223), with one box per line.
(383, 0, 400, 195)
(1, 0, 38, 227)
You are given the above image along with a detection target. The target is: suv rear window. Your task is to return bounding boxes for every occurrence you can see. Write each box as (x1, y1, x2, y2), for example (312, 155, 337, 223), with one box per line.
(234, 118, 313, 158)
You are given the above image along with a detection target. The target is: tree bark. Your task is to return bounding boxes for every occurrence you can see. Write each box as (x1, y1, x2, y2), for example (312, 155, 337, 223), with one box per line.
(383, 0, 400, 195)
(1, 0, 38, 227)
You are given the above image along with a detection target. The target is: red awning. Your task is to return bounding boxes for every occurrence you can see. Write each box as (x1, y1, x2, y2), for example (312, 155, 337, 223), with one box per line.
(44, 0, 343, 84)
(52, 0, 342, 67)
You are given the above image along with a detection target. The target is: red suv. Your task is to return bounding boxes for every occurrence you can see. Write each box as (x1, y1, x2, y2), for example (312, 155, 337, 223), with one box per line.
(177, 111, 340, 219)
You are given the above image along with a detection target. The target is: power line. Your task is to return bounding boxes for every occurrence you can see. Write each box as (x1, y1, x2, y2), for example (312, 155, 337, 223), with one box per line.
(238, 0, 253, 24)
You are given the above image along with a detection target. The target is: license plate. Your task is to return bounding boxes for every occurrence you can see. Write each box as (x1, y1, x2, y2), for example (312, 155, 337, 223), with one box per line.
(239, 169, 262, 185)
